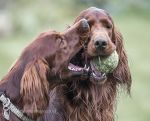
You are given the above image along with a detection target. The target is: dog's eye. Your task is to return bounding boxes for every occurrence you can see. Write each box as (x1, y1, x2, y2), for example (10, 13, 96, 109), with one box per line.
(105, 24, 112, 29)
(87, 19, 94, 27)
(100, 19, 112, 29)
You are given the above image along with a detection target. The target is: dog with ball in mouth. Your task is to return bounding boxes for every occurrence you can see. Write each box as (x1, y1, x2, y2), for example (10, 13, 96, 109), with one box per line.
(64, 7, 131, 121)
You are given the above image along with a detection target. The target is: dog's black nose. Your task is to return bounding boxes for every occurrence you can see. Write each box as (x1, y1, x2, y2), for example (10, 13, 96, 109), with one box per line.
(94, 39, 107, 49)
(81, 19, 90, 31)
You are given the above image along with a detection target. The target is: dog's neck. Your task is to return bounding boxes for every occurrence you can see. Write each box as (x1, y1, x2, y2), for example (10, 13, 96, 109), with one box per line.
(0, 70, 24, 120)
(0, 73, 22, 103)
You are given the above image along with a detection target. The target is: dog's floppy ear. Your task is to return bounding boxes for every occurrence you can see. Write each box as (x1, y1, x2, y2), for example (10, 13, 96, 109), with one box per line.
(112, 27, 132, 93)
(20, 59, 49, 119)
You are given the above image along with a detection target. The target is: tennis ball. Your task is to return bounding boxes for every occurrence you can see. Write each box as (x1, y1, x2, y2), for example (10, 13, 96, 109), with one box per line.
(92, 51, 119, 73)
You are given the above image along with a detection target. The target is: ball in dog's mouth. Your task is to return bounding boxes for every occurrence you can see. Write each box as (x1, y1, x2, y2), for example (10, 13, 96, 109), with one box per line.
(90, 50, 119, 84)
(91, 50, 119, 73)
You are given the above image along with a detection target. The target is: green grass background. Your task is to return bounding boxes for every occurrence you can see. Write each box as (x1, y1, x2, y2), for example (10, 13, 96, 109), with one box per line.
(0, 1, 150, 121)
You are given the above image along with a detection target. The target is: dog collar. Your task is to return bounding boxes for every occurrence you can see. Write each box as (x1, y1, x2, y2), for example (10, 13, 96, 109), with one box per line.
(0, 93, 33, 121)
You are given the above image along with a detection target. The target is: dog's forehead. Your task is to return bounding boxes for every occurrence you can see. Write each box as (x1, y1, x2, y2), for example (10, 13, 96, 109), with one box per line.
(88, 7, 106, 13)
(83, 7, 108, 18)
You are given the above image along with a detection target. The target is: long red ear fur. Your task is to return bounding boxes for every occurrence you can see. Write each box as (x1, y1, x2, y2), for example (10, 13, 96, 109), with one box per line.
(113, 27, 132, 93)
(20, 59, 49, 119)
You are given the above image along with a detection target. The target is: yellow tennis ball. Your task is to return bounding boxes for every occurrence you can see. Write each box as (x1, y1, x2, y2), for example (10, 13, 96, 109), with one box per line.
(92, 51, 119, 73)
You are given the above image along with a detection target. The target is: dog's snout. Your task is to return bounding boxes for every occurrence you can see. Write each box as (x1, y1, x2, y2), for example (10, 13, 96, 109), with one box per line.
(94, 39, 108, 49)
(81, 19, 89, 31)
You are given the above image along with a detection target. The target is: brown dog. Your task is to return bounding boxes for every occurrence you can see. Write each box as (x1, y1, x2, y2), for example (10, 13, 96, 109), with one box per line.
(0, 19, 90, 120)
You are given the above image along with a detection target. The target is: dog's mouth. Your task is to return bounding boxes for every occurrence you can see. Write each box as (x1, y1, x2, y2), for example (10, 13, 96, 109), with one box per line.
(68, 48, 107, 84)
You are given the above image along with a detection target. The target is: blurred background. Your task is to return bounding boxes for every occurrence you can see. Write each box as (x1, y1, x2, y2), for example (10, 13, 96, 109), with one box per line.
(0, 0, 150, 121)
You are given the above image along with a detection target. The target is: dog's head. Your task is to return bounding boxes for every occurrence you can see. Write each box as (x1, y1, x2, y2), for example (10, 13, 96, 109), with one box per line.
(70, 7, 131, 91)
(75, 7, 116, 57)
